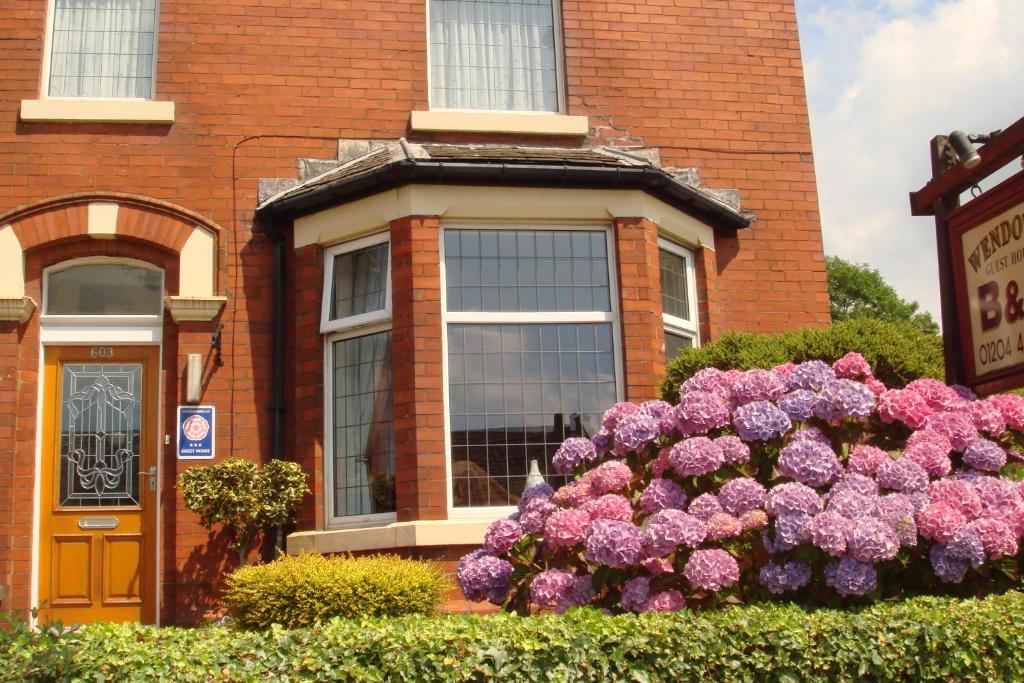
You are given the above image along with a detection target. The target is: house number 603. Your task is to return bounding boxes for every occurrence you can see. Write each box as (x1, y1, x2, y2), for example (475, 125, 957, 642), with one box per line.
(90, 346, 114, 359)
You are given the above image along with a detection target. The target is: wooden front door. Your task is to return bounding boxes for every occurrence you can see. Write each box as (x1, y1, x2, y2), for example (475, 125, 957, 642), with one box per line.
(38, 346, 159, 624)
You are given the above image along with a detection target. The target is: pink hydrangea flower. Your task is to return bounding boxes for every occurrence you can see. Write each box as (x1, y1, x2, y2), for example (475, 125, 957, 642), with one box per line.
(847, 518, 900, 563)
(715, 435, 751, 464)
(651, 447, 672, 477)
(705, 512, 743, 540)
(929, 479, 984, 520)
(669, 436, 725, 476)
(916, 502, 967, 543)
(865, 377, 887, 397)
(847, 445, 889, 477)
(806, 511, 853, 556)
(832, 352, 872, 379)
(601, 402, 640, 431)
(730, 369, 787, 406)
(718, 478, 767, 516)
(904, 441, 952, 478)
(638, 478, 688, 515)
(923, 411, 979, 451)
(641, 557, 674, 575)
(906, 429, 952, 454)
(773, 362, 797, 378)
(739, 508, 769, 531)
(484, 519, 524, 555)
(530, 568, 577, 607)
(878, 389, 933, 430)
(969, 518, 1019, 559)
(581, 461, 633, 495)
(672, 391, 731, 435)
(971, 398, 1008, 436)
(552, 481, 593, 508)
(679, 367, 736, 397)
(642, 509, 707, 557)
(906, 379, 967, 412)
(641, 590, 686, 612)
(684, 549, 740, 591)
(688, 493, 724, 521)
(544, 508, 591, 548)
(987, 394, 1024, 431)
(583, 494, 633, 523)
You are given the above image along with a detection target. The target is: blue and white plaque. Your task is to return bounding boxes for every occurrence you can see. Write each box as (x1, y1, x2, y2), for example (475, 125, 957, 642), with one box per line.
(177, 405, 215, 459)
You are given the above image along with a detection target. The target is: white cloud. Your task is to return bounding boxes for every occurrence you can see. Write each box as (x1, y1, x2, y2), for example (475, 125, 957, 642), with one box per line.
(799, 0, 1024, 323)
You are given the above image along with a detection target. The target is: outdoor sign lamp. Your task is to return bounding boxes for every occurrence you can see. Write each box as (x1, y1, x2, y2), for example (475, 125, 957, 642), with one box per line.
(941, 130, 998, 172)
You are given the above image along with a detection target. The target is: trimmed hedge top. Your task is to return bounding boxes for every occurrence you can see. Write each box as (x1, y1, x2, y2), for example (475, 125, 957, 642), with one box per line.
(660, 319, 944, 401)
(6, 591, 1024, 682)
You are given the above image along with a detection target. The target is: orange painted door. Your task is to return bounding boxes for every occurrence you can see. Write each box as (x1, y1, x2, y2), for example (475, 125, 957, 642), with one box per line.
(38, 346, 159, 625)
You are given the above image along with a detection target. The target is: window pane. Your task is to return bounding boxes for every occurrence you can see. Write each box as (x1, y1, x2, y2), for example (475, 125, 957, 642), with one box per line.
(332, 331, 395, 517)
(49, 0, 157, 98)
(429, 0, 558, 112)
(46, 264, 162, 315)
(444, 229, 610, 313)
(659, 248, 691, 320)
(665, 330, 694, 361)
(448, 323, 616, 508)
(331, 243, 388, 320)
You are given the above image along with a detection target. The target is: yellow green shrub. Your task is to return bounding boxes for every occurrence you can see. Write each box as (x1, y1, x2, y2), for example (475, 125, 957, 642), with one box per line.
(222, 553, 450, 629)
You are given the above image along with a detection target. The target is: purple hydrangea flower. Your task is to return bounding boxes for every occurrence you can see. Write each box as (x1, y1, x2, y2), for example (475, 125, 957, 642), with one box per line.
(706, 512, 743, 540)
(484, 519, 524, 555)
(847, 518, 900, 563)
(639, 399, 676, 436)
(519, 483, 556, 511)
(639, 478, 688, 515)
(963, 439, 1008, 472)
(592, 428, 613, 453)
(847, 445, 889, 477)
(673, 391, 731, 435)
(813, 379, 876, 424)
(684, 549, 740, 592)
(544, 508, 591, 548)
(778, 438, 842, 487)
(568, 575, 596, 608)
(730, 369, 787, 406)
(582, 461, 633, 495)
(715, 435, 751, 464)
(765, 482, 824, 517)
(669, 436, 725, 477)
(642, 509, 707, 557)
(552, 437, 598, 474)
(530, 568, 576, 607)
(758, 560, 812, 594)
(829, 473, 879, 498)
(620, 576, 651, 612)
(785, 360, 836, 392)
(641, 590, 686, 612)
(806, 511, 853, 556)
(718, 478, 767, 516)
(916, 502, 967, 543)
(733, 400, 792, 441)
(778, 389, 818, 422)
(519, 496, 559, 534)
(827, 490, 879, 519)
(614, 411, 660, 453)
(582, 494, 633, 523)
(946, 526, 986, 568)
(790, 426, 832, 447)
(584, 519, 644, 568)
(770, 513, 811, 551)
(456, 550, 514, 603)
(973, 476, 1023, 517)
(827, 556, 877, 597)
(876, 457, 929, 494)
(680, 367, 735, 397)
(688, 493, 724, 521)
(930, 544, 969, 584)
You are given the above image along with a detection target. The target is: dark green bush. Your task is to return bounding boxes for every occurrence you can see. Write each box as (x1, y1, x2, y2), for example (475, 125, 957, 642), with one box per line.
(4, 592, 1024, 681)
(661, 318, 944, 400)
(222, 553, 450, 629)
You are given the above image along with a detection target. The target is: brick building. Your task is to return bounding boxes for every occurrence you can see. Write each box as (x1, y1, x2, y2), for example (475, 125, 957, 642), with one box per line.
(0, 0, 828, 624)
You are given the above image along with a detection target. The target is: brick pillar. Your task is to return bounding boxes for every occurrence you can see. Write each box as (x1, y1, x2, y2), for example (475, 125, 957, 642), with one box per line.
(615, 217, 665, 402)
(390, 216, 446, 521)
(695, 245, 720, 344)
(291, 243, 325, 532)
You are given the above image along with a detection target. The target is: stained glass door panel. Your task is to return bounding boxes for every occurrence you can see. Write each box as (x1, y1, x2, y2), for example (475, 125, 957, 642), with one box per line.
(38, 347, 158, 625)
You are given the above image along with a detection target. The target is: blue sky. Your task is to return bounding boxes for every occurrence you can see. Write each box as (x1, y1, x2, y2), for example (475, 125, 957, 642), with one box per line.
(794, 0, 1024, 322)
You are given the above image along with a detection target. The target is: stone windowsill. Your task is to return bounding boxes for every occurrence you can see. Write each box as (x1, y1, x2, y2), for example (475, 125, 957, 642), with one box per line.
(410, 110, 588, 136)
(287, 519, 491, 555)
(20, 99, 175, 124)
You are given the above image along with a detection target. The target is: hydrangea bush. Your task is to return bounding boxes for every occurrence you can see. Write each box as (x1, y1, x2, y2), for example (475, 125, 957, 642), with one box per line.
(457, 353, 1024, 614)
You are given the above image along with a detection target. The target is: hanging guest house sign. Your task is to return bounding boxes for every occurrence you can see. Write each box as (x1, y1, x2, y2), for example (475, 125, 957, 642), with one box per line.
(951, 170, 1024, 391)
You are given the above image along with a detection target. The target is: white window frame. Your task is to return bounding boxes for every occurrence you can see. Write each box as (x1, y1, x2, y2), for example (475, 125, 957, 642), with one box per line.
(320, 232, 392, 334)
(322, 232, 397, 528)
(425, 0, 567, 114)
(440, 222, 624, 520)
(658, 238, 700, 349)
(40, 0, 161, 101)
(41, 257, 165, 329)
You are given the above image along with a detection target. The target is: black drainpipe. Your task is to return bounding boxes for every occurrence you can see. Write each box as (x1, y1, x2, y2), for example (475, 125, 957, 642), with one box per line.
(268, 215, 288, 554)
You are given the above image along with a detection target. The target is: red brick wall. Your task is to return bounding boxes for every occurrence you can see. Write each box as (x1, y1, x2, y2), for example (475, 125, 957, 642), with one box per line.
(0, 0, 828, 621)
(615, 217, 666, 402)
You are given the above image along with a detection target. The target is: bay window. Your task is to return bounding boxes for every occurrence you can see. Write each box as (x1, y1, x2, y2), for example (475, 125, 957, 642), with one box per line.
(442, 227, 621, 509)
(322, 234, 395, 523)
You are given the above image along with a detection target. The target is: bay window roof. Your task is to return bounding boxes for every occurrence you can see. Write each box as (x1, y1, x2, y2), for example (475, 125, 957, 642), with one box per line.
(255, 140, 752, 233)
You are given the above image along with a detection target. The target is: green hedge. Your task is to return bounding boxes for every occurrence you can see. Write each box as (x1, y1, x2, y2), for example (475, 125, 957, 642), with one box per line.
(661, 318, 945, 400)
(223, 553, 451, 629)
(5, 592, 1024, 682)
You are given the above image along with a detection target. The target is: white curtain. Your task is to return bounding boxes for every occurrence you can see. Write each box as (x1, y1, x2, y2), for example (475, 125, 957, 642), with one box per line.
(49, 0, 156, 98)
(430, 0, 558, 111)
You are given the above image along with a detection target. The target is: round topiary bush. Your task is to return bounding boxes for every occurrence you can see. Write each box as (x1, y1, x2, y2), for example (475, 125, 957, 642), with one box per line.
(458, 353, 1024, 614)
(660, 319, 944, 401)
(223, 553, 451, 629)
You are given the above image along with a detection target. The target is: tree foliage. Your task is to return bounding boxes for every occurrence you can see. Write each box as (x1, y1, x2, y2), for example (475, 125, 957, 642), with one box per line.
(826, 255, 939, 335)
(179, 458, 308, 564)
